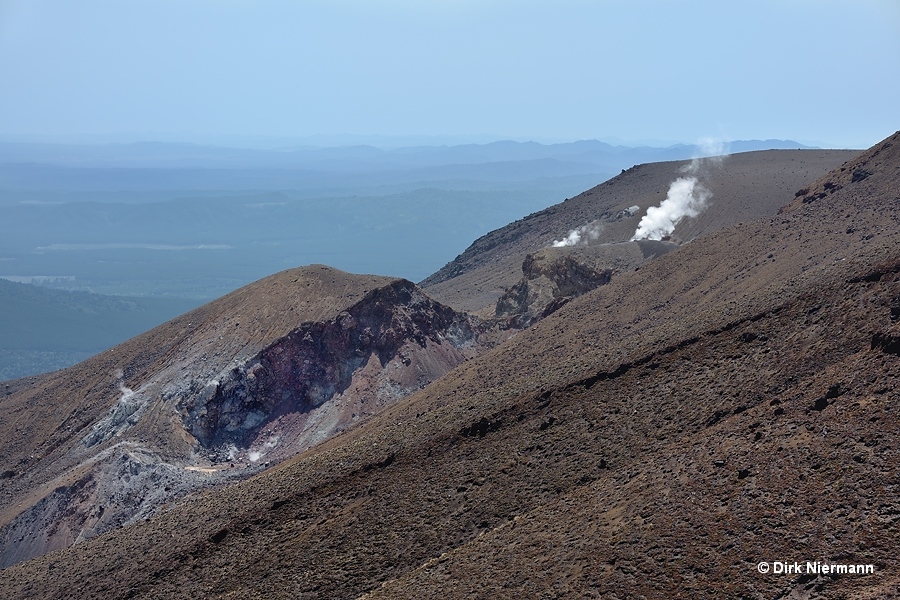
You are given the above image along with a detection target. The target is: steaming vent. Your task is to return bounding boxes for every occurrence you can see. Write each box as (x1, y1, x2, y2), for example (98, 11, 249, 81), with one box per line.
(632, 140, 727, 241)
(551, 139, 728, 248)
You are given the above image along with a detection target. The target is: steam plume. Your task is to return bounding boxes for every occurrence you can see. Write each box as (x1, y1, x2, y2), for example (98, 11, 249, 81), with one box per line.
(552, 221, 603, 247)
(631, 139, 727, 241)
(630, 176, 710, 241)
(115, 369, 134, 402)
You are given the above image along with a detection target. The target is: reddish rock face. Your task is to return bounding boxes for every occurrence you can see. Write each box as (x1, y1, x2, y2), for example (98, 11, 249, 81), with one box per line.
(182, 280, 479, 453)
(0, 272, 481, 568)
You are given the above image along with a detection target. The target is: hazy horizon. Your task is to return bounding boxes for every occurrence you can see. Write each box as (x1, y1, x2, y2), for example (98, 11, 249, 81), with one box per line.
(0, 132, 832, 151)
(2, 0, 897, 150)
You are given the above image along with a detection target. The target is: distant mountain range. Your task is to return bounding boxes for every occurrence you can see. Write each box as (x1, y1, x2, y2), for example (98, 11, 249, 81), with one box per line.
(0, 138, 814, 191)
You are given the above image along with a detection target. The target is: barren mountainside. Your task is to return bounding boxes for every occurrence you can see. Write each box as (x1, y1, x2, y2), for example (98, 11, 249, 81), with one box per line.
(0, 133, 898, 599)
(423, 149, 858, 313)
(0, 266, 482, 568)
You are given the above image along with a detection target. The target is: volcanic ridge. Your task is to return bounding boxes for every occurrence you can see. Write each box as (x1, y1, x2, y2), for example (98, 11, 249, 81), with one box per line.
(1, 136, 899, 599)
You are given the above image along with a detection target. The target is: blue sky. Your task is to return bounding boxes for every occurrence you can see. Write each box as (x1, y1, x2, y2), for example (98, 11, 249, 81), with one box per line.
(0, 0, 897, 148)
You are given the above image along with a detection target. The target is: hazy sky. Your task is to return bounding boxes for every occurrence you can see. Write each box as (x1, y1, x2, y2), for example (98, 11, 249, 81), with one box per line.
(1, 0, 897, 148)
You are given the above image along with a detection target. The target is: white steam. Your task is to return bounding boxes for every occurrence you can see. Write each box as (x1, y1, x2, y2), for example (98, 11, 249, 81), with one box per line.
(115, 369, 134, 402)
(630, 177, 710, 241)
(248, 435, 280, 463)
(696, 137, 727, 162)
(552, 221, 603, 247)
(631, 140, 727, 241)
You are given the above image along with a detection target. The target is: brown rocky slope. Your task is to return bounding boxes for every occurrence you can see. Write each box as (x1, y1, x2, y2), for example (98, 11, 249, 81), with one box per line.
(0, 267, 481, 568)
(0, 130, 900, 598)
(0, 133, 897, 598)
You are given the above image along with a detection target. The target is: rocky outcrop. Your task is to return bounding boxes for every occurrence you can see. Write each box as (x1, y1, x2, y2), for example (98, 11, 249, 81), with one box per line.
(0, 271, 481, 568)
(495, 254, 612, 323)
(495, 240, 676, 325)
(0, 446, 207, 569)
(180, 280, 478, 454)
